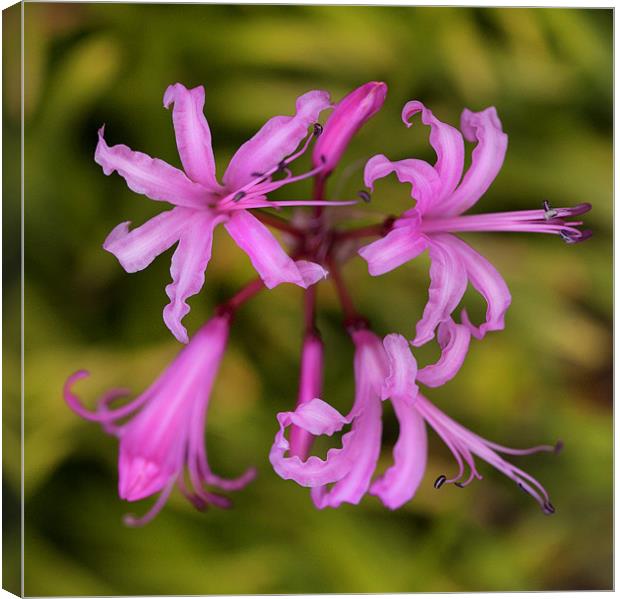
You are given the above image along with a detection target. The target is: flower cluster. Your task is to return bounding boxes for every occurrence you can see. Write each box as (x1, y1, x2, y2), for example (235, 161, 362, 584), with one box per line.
(65, 81, 590, 525)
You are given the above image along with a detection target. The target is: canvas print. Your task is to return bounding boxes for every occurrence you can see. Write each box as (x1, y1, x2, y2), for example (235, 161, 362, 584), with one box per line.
(3, 3, 612, 595)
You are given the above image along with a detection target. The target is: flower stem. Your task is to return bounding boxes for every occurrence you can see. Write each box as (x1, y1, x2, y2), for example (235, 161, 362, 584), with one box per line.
(312, 176, 326, 219)
(333, 216, 395, 241)
(327, 258, 366, 328)
(254, 210, 305, 238)
(217, 278, 265, 315)
(304, 285, 318, 335)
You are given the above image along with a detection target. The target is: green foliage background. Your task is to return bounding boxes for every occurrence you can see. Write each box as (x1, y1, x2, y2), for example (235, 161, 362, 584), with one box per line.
(4, 4, 612, 594)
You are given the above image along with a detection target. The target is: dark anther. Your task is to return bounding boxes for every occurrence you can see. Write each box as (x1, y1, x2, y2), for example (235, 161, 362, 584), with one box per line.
(233, 191, 246, 203)
(434, 475, 447, 489)
(320, 154, 327, 164)
(543, 200, 558, 220)
(454, 482, 465, 489)
(543, 502, 556, 515)
(313, 122, 323, 137)
(276, 159, 287, 173)
(357, 190, 371, 203)
(559, 230, 576, 244)
(560, 229, 590, 244)
(517, 482, 529, 495)
(554, 440, 564, 454)
(251, 171, 263, 178)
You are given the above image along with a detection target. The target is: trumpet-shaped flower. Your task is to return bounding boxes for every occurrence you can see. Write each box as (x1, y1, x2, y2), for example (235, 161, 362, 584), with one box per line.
(63, 315, 255, 526)
(270, 329, 557, 513)
(96, 84, 356, 342)
(359, 101, 591, 344)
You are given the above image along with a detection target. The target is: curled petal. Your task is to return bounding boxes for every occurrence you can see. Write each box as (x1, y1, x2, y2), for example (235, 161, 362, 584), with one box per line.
(269, 398, 357, 487)
(310, 395, 383, 509)
(163, 212, 227, 343)
(369, 397, 427, 509)
(413, 234, 468, 346)
(382, 334, 418, 403)
(224, 210, 324, 289)
(163, 83, 221, 191)
(103, 207, 194, 273)
(417, 318, 471, 387)
(95, 126, 213, 209)
(358, 225, 428, 276)
(442, 107, 508, 217)
(296, 260, 328, 287)
(402, 100, 465, 205)
(222, 90, 331, 190)
(123, 479, 176, 527)
(311, 333, 386, 509)
(313, 81, 387, 175)
(444, 236, 511, 339)
(364, 154, 441, 213)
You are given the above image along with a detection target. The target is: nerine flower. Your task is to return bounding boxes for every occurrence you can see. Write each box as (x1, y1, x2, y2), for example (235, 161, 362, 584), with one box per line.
(270, 329, 557, 512)
(63, 315, 255, 526)
(97, 84, 357, 342)
(359, 101, 591, 344)
(67, 81, 580, 525)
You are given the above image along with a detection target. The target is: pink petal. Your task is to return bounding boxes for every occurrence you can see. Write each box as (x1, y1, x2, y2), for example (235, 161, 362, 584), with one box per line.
(95, 126, 214, 209)
(311, 332, 386, 509)
(118, 453, 174, 502)
(269, 398, 358, 487)
(369, 397, 427, 509)
(442, 107, 508, 217)
(224, 209, 324, 289)
(222, 90, 331, 190)
(364, 154, 441, 213)
(381, 334, 418, 403)
(312, 81, 387, 175)
(310, 396, 383, 509)
(163, 83, 221, 191)
(103, 207, 194, 273)
(413, 234, 468, 346)
(163, 212, 227, 343)
(358, 225, 428, 276)
(296, 260, 328, 287)
(417, 318, 471, 387)
(443, 236, 511, 339)
(402, 100, 465, 206)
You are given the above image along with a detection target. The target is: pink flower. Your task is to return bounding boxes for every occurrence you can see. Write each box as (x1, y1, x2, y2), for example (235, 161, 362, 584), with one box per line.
(97, 84, 353, 342)
(312, 81, 387, 177)
(270, 329, 557, 513)
(63, 315, 255, 526)
(359, 101, 591, 344)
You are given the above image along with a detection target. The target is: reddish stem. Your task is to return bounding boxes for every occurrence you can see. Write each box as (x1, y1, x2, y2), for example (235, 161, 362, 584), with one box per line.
(303, 285, 317, 334)
(333, 216, 395, 241)
(254, 210, 305, 238)
(312, 176, 327, 219)
(217, 278, 265, 315)
(327, 258, 365, 327)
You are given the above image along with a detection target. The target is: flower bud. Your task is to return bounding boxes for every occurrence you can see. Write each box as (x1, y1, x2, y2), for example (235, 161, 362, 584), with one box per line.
(312, 81, 387, 177)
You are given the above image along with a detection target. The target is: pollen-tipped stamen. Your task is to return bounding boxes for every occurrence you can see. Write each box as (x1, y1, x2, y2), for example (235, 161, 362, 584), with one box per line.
(420, 202, 592, 245)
